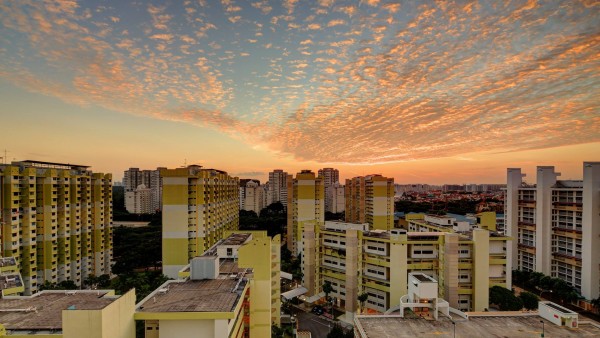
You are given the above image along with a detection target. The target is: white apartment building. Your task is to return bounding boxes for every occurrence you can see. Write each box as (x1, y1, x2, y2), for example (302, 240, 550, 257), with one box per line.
(268, 170, 288, 208)
(331, 183, 345, 213)
(505, 162, 600, 300)
(123, 167, 165, 212)
(239, 179, 264, 215)
(318, 168, 340, 213)
(125, 184, 154, 214)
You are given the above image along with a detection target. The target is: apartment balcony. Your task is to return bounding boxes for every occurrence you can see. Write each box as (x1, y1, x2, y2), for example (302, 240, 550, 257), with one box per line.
(552, 202, 583, 211)
(552, 251, 582, 262)
(518, 200, 536, 207)
(552, 226, 582, 235)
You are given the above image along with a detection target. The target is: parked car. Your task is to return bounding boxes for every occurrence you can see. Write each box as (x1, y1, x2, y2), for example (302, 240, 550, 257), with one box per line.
(311, 305, 324, 315)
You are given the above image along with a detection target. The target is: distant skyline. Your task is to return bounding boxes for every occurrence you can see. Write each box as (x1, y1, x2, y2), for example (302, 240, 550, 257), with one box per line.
(1, 1, 598, 184)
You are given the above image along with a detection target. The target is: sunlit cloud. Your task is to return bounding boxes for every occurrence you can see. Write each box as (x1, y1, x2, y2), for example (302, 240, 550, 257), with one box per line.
(0, 0, 598, 166)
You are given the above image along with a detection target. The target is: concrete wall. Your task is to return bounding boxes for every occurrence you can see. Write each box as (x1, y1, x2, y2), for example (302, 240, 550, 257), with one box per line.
(582, 162, 600, 300)
(63, 290, 136, 338)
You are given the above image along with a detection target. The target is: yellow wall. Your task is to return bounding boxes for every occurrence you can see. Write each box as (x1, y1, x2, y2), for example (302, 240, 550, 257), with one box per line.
(472, 229, 490, 311)
(238, 235, 280, 337)
(63, 290, 136, 338)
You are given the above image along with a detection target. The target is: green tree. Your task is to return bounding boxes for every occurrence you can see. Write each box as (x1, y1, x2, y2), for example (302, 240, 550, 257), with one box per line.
(520, 291, 539, 310)
(489, 286, 523, 311)
(591, 297, 600, 313)
(271, 325, 284, 338)
(526, 272, 545, 289)
(323, 281, 334, 315)
(39, 280, 78, 291)
(323, 281, 333, 301)
(358, 293, 369, 314)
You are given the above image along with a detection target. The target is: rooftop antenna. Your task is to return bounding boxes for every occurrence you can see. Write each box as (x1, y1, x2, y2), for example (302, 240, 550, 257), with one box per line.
(1, 149, 8, 164)
(184, 158, 187, 167)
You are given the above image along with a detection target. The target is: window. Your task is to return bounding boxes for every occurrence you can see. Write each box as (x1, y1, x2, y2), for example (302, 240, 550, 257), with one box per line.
(227, 248, 233, 256)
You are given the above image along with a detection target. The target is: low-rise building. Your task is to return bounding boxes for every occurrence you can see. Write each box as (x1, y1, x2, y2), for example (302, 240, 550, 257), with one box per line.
(354, 309, 600, 338)
(136, 231, 280, 338)
(0, 289, 136, 337)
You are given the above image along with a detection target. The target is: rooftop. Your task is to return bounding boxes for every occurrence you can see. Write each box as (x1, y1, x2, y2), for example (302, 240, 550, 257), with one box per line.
(0, 291, 116, 331)
(355, 315, 600, 337)
(221, 233, 252, 246)
(138, 258, 250, 314)
(137, 278, 245, 313)
(14, 160, 90, 169)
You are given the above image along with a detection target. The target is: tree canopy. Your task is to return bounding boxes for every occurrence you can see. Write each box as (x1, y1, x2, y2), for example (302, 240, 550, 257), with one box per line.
(489, 286, 523, 311)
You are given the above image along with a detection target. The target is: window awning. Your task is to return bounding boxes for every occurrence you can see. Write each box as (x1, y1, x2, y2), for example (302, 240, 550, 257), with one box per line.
(281, 286, 308, 300)
(280, 272, 293, 280)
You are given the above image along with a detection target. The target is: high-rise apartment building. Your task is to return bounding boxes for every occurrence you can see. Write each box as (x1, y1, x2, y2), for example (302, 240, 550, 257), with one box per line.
(505, 162, 600, 300)
(125, 184, 153, 214)
(331, 183, 345, 214)
(239, 179, 264, 215)
(161, 165, 239, 278)
(0, 160, 112, 295)
(299, 213, 510, 319)
(268, 169, 288, 208)
(345, 175, 394, 230)
(286, 170, 324, 257)
(123, 167, 165, 213)
(318, 168, 339, 213)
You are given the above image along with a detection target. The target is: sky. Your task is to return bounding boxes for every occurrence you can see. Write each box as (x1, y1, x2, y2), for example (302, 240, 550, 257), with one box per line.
(0, 0, 598, 184)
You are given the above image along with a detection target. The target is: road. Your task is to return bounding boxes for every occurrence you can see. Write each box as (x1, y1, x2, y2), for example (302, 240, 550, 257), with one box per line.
(297, 311, 334, 338)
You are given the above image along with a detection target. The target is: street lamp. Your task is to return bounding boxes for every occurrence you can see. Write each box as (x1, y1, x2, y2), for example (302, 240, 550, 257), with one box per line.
(540, 320, 545, 337)
(451, 321, 456, 338)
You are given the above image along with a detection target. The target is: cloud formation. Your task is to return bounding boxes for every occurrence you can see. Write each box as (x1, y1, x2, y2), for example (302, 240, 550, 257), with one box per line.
(0, 0, 598, 164)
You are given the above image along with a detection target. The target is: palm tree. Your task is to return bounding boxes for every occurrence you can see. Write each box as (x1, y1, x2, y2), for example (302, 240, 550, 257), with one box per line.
(358, 293, 368, 314)
(322, 281, 334, 315)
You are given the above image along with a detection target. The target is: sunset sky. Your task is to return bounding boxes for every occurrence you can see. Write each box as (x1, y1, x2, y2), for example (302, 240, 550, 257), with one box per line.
(1, 0, 598, 184)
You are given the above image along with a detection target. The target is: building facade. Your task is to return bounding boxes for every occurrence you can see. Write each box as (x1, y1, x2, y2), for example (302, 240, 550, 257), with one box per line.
(286, 170, 324, 258)
(299, 212, 510, 319)
(137, 232, 280, 338)
(0, 289, 136, 337)
(123, 167, 164, 213)
(345, 175, 394, 230)
(239, 179, 264, 215)
(0, 160, 112, 295)
(318, 168, 339, 213)
(505, 162, 600, 300)
(125, 184, 154, 214)
(161, 166, 239, 278)
(268, 170, 288, 208)
(331, 183, 345, 214)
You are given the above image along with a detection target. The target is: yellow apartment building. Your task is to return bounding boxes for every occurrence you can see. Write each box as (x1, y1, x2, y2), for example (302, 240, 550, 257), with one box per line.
(161, 165, 239, 278)
(345, 175, 394, 231)
(286, 170, 324, 259)
(299, 213, 511, 320)
(0, 161, 112, 295)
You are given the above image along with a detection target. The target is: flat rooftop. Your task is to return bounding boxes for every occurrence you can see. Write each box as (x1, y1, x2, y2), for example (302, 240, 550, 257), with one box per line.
(412, 274, 436, 283)
(355, 315, 600, 337)
(221, 233, 251, 246)
(0, 273, 23, 291)
(0, 291, 115, 331)
(137, 278, 244, 313)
